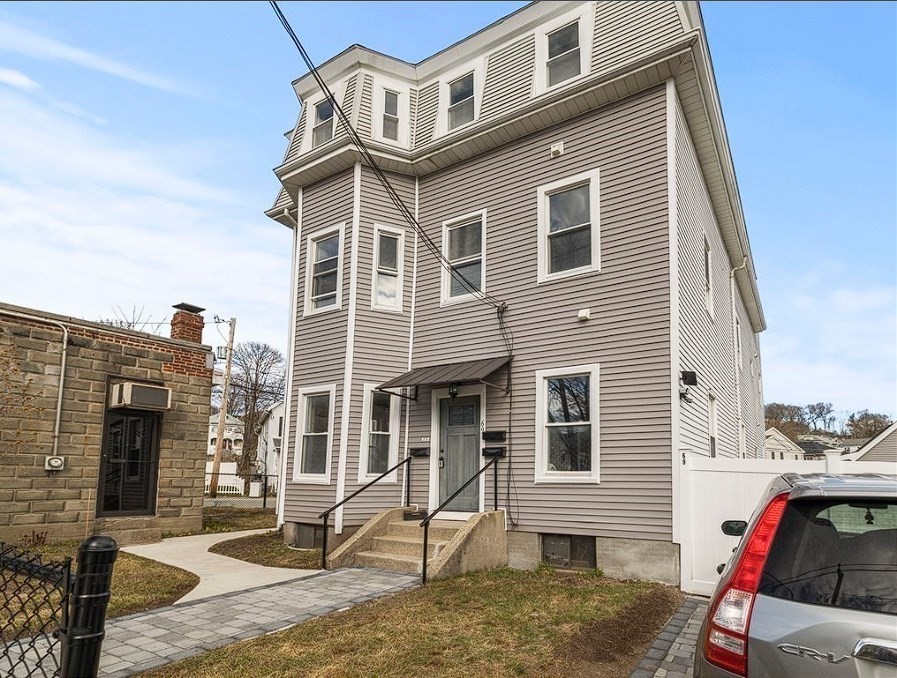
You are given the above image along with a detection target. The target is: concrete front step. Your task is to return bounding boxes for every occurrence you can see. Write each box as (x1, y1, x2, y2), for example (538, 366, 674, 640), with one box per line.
(386, 519, 463, 542)
(371, 534, 448, 558)
(354, 550, 422, 574)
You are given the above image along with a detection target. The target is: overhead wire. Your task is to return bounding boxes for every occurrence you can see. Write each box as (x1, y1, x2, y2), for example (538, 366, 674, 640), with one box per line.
(269, 0, 518, 522)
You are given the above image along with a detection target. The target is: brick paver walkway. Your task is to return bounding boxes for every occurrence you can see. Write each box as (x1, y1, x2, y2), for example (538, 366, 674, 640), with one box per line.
(98, 567, 418, 677)
(630, 597, 708, 678)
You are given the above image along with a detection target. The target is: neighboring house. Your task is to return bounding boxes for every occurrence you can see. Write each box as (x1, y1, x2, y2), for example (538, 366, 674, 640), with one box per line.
(266, 1, 765, 584)
(764, 427, 803, 460)
(256, 401, 286, 480)
(207, 413, 244, 458)
(845, 423, 897, 463)
(0, 302, 213, 544)
(796, 433, 842, 460)
(838, 437, 870, 453)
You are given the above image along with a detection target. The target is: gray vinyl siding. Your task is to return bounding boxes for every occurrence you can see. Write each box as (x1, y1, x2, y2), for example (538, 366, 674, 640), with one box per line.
(284, 107, 306, 164)
(333, 74, 358, 144)
(414, 82, 439, 147)
(592, 1, 683, 76)
(675, 93, 740, 459)
(480, 35, 535, 121)
(410, 86, 672, 541)
(340, 169, 416, 525)
(735, 290, 764, 457)
(860, 428, 897, 462)
(271, 187, 292, 212)
(282, 170, 355, 524)
(357, 74, 373, 139)
(409, 89, 419, 143)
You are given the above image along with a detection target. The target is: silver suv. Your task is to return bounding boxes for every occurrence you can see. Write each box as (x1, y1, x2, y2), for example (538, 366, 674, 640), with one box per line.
(695, 473, 897, 677)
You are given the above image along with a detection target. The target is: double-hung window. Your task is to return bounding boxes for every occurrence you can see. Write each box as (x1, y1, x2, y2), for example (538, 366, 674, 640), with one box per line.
(382, 90, 399, 141)
(535, 364, 600, 483)
(294, 385, 335, 483)
(305, 224, 343, 314)
(448, 72, 475, 130)
(359, 385, 400, 482)
(537, 170, 600, 282)
(442, 211, 485, 303)
(372, 225, 404, 311)
(312, 100, 334, 147)
(546, 21, 581, 87)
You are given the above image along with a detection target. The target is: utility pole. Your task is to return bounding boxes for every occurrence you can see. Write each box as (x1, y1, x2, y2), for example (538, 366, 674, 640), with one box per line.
(209, 317, 236, 499)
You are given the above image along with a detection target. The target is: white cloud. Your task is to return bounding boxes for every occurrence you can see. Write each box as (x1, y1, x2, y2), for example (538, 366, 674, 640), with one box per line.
(0, 20, 186, 94)
(0, 81, 291, 354)
(0, 66, 39, 90)
(762, 281, 897, 416)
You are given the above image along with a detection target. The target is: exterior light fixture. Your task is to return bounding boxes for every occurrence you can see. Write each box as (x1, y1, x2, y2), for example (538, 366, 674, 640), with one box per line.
(448, 383, 460, 399)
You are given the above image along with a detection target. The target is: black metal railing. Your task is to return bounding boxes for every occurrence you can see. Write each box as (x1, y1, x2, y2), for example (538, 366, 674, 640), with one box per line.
(317, 455, 414, 570)
(420, 454, 501, 585)
(1, 536, 118, 678)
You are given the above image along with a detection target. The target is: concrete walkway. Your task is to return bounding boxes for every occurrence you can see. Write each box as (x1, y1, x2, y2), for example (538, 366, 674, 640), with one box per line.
(122, 529, 317, 603)
(97, 568, 418, 677)
(630, 597, 708, 678)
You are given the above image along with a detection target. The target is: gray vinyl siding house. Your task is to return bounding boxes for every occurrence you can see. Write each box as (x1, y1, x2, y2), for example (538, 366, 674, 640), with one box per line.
(267, 1, 765, 583)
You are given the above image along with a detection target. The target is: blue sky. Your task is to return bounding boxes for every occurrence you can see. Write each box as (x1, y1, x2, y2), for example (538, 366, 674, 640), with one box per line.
(0, 2, 894, 421)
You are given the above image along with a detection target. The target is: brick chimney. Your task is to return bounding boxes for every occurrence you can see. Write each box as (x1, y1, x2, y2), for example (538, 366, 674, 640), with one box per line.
(170, 303, 205, 344)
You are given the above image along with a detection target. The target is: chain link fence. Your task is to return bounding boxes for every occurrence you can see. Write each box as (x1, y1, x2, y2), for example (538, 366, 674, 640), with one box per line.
(0, 543, 72, 678)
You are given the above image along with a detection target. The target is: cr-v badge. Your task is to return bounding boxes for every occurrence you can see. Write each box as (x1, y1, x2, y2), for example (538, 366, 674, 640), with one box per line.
(778, 644, 849, 664)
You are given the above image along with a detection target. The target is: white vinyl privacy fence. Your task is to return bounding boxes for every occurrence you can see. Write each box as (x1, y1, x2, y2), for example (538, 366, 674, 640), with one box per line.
(679, 452, 897, 595)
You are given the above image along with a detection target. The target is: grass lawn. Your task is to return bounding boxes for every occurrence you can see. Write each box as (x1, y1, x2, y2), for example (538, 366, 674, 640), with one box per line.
(202, 507, 277, 533)
(146, 567, 682, 678)
(208, 530, 320, 569)
(1, 540, 198, 640)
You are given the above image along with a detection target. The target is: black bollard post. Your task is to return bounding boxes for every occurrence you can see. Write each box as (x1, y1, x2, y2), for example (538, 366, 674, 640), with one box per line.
(60, 535, 118, 678)
(262, 475, 269, 509)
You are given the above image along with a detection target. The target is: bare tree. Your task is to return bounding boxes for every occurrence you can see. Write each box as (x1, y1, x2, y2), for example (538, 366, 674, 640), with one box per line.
(845, 410, 894, 439)
(764, 402, 809, 441)
(218, 342, 286, 482)
(804, 402, 835, 432)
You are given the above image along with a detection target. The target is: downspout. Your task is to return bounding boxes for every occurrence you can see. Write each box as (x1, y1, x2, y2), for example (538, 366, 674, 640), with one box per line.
(1, 310, 69, 457)
(730, 256, 748, 456)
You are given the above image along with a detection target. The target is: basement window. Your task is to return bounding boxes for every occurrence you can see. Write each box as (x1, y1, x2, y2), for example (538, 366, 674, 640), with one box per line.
(541, 534, 597, 570)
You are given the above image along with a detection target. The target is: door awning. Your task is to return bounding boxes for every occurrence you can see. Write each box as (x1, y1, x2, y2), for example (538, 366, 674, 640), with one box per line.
(378, 356, 510, 390)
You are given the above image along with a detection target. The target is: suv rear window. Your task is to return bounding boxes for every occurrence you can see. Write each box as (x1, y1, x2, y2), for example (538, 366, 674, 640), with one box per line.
(759, 499, 897, 614)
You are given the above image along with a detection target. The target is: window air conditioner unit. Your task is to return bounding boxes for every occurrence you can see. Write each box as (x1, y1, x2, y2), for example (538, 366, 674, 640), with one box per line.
(109, 382, 172, 411)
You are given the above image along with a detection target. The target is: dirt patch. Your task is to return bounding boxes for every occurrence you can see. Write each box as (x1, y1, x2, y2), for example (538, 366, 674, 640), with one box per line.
(208, 530, 320, 569)
(564, 582, 684, 678)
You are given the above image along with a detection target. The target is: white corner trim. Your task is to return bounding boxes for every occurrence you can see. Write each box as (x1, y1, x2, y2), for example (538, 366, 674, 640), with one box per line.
(536, 168, 600, 284)
(302, 222, 346, 317)
(278, 186, 302, 526)
(334, 162, 362, 533)
(440, 208, 487, 305)
(370, 223, 405, 313)
(533, 363, 600, 484)
(666, 79, 682, 544)
(292, 383, 337, 484)
(401, 177, 420, 506)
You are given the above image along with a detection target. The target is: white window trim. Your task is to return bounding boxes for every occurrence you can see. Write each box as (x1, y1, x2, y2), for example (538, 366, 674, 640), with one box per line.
(432, 59, 485, 139)
(370, 223, 405, 313)
(440, 209, 487, 306)
(292, 384, 336, 484)
(537, 169, 601, 283)
(357, 384, 401, 484)
(298, 80, 347, 156)
(534, 363, 600, 484)
(533, 4, 593, 96)
(371, 74, 411, 149)
(303, 223, 345, 317)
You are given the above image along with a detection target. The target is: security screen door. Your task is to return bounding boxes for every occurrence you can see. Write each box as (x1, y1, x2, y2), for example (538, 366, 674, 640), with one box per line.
(99, 410, 160, 516)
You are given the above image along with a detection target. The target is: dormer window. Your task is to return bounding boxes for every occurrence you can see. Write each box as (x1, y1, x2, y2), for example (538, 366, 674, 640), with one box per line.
(547, 22, 580, 87)
(312, 100, 334, 147)
(448, 72, 475, 130)
(382, 90, 399, 141)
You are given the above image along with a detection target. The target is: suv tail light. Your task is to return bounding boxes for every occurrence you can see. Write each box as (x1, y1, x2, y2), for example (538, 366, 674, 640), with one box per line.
(703, 491, 789, 675)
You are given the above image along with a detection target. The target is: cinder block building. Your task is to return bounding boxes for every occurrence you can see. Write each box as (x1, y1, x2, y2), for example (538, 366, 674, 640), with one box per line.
(0, 301, 214, 544)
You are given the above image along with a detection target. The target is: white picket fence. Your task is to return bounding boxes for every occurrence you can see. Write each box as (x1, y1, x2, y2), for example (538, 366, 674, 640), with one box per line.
(679, 451, 897, 595)
(203, 461, 245, 495)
